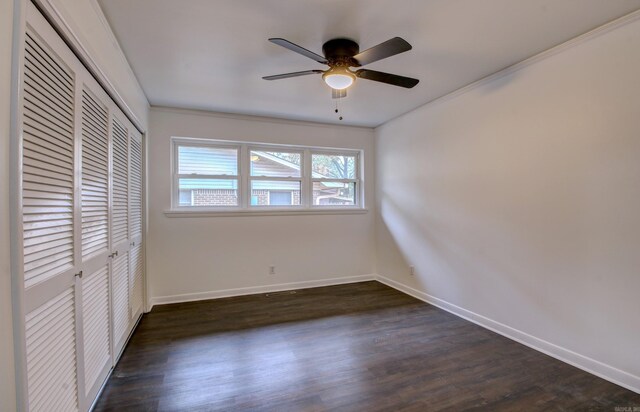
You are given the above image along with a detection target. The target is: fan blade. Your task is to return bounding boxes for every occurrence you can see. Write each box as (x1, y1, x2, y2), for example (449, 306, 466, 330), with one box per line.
(355, 69, 419, 88)
(263, 70, 324, 80)
(269, 38, 328, 64)
(352, 37, 412, 66)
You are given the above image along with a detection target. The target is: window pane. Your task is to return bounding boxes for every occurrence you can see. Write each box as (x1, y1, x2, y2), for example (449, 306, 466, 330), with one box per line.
(312, 182, 356, 206)
(178, 189, 192, 206)
(251, 180, 301, 206)
(269, 191, 293, 206)
(178, 145, 237, 175)
(251, 151, 301, 178)
(312, 154, 356, 179)
(178, 178, 238, 206)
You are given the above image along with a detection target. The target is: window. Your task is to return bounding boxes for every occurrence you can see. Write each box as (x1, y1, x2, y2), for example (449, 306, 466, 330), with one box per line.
(172, 139, 363, 212)
(175, 143, 239, 207)
(311, 153, 357, 206)
(250, 150, 302, 207)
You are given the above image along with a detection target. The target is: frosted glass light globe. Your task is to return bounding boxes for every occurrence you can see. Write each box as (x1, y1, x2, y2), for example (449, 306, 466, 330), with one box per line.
(323, 68, 355, 90)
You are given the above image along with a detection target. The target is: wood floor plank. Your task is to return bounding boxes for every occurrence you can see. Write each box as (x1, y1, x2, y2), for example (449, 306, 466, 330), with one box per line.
(93, 281, 640, 411)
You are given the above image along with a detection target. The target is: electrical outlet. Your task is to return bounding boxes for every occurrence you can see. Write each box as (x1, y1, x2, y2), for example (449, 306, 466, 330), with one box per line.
(409, 266, 415, 276)
(269, 266, 276, 275)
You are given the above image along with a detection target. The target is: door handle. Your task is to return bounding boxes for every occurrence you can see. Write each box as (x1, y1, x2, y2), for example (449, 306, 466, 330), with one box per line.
(75, 271, 83, 279)
(109, 251, 119, 258)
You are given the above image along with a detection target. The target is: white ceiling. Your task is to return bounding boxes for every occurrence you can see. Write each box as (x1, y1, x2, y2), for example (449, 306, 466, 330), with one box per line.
(98, 0, 640, 127)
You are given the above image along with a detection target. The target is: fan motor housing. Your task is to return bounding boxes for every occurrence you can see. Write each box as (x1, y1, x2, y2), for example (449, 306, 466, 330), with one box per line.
(323, 38, 359, 66)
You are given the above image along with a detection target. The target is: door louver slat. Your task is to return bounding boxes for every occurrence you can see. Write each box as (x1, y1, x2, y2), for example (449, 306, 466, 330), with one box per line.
(22, 29, 75, 289)
(21, 56, 73, 105)
(112, 251, 130, 348)
(24, 101, 74, 138)
(130, 243, 143, 317)
(82, 266, 110, 395)
(22, 138, 73, 166)
(81, 89, 109, 259)
(112, 119, 128, 246)
(130, 133, 142, 239)
(24, 33, 73, 88)
(23, 85, 74, 124)
(25, 288, 79, 412)
(23, 118, 73, 148)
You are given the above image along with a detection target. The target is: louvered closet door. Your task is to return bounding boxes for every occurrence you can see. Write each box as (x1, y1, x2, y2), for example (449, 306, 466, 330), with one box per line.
(19, 3, 147, 411)
(129, 130, 144, 320)
(20, 5, 80, 411)
(78, 81, 113, 405)
(111, 115, 131, 356)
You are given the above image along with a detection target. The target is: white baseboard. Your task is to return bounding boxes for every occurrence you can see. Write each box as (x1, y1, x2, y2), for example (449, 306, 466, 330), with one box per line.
(149, 274, 376, 308)
(375, 274, 640, 395)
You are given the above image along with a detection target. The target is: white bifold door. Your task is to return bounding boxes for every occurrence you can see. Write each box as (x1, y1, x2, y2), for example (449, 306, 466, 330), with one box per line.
(16, 3, 145, 411)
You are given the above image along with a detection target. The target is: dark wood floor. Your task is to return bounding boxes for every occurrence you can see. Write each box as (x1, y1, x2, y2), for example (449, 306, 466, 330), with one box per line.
(94, 281, 639, 411)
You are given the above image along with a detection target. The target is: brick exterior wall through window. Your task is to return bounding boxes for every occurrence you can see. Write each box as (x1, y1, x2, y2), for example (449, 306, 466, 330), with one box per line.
(192, 189, 238, 206)
(190, 189, 351, 206)
(191, 189, 302, 206)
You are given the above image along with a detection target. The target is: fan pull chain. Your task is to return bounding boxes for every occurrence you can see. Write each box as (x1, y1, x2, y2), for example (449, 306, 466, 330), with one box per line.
(334, 99, 343, 121)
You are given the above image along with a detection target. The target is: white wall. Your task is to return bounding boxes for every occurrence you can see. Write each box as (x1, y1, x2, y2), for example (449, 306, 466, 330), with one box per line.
(1, 0, 17, 409)
(147, 108, 376, 304)
(376, 17, 640, 392)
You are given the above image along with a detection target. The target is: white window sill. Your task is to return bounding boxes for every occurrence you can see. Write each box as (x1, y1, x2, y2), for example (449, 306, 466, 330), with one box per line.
(164, 208, 369, 218)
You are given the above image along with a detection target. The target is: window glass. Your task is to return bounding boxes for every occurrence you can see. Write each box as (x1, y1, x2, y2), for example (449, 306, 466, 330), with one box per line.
(269, 191, 293, 206)
(312, 182, 356, 206)
(251, 180, 301, 206)
(178, 189, 192, 206)
(250, 151, 301, 177)
(178, 178, 238, 207)
(311, 154, 356, 179)
(178, 146, 237, 175)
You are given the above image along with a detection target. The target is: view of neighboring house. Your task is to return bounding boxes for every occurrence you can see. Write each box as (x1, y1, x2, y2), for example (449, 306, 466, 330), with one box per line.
(178, 149, 356, 207)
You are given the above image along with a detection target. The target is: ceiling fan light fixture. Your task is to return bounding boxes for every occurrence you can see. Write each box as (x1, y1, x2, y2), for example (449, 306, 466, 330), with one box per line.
(322, 67, 355, 90)
(264, 37, 419, 91)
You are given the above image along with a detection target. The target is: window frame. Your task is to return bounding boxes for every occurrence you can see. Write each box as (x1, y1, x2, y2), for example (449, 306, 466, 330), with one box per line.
(170, 137, 364, 213)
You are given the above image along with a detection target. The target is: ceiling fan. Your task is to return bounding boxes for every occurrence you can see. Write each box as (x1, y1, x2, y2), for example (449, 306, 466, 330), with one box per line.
(263, 37, 419, 98)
